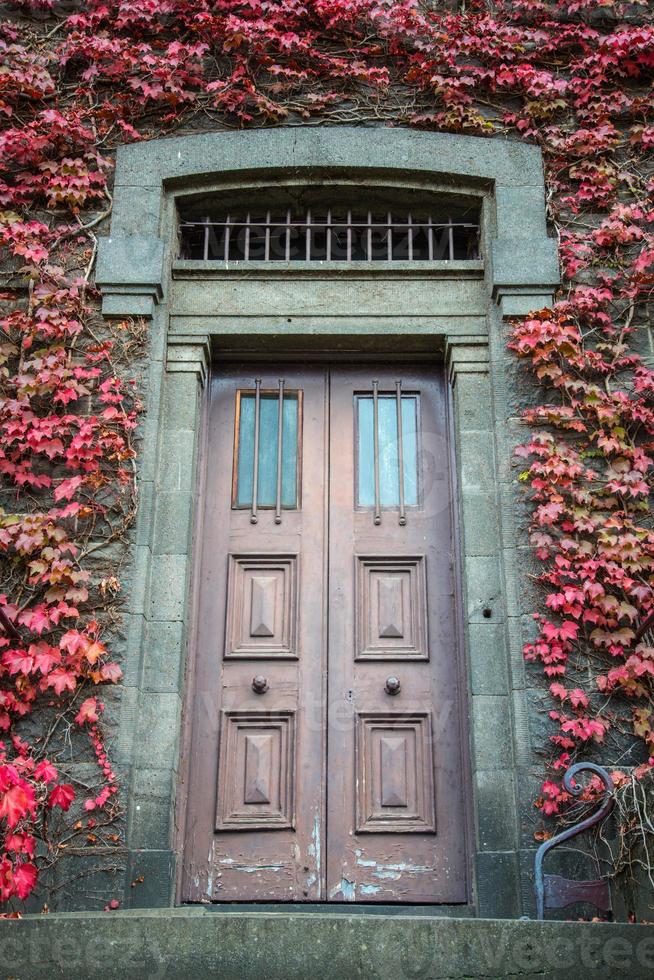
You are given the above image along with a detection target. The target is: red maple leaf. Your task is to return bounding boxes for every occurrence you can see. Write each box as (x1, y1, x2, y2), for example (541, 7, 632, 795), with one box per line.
(34, 759, 58, 783)
(75, 696, 99, 725)
(0, 783, 36, 828)
(47, 783, 75, 811)
(44, 668, 77, 695)
(2, 649, 34, 676)
(12, 861, 37, 900)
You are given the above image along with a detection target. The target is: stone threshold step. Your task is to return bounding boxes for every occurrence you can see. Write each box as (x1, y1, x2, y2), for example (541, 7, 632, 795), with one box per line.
(1, 911, 652, 979)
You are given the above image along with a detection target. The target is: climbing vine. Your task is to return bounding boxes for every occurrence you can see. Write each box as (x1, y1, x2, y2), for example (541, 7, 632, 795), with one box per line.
(0, 0, 653, 908)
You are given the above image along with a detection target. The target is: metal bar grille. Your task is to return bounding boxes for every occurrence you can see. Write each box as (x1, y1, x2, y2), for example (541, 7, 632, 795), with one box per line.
(224, 214, 231, 263)
(250, 378, 261, 525)
(179, 209, 479, 262)
(202, 215, 210, 261)
(395, 380, 406, 527)
(264, 210, 271, 261)
(372, 379, 381, 527)
(274, 378, 285, 525)
(244, 212, 250, 261)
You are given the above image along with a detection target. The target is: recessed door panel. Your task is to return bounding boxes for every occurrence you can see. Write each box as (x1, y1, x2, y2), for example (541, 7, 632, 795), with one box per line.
(355, 712, 436, 833)
(216, 711, 296, 830)
(225, 554, 298, 658)
(355, 555, 428, 660)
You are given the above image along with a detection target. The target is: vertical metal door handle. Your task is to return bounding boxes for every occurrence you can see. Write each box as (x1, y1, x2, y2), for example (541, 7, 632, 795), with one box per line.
(274, 378, 285, 525)
(395, 380, 406, 526)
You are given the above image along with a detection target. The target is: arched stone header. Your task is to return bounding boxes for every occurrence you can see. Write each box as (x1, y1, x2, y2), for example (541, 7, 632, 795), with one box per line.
(97, 127, 558, 318)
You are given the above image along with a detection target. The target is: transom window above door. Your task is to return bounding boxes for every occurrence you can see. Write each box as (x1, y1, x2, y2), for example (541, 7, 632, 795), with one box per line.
(177, 186, 480, 263)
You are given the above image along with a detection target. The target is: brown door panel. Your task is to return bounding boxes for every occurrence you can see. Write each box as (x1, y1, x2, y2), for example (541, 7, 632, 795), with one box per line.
(182, 367, 327, 902)
(182, 364, 467, 904)
(326, 367, 467, 903)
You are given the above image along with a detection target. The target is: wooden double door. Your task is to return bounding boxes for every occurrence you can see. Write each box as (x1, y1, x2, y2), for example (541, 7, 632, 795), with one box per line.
(182, 364, 468, 903)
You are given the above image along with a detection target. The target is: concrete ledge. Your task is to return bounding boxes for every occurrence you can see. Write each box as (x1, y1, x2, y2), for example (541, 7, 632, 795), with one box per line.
(1, 910, 653, 979)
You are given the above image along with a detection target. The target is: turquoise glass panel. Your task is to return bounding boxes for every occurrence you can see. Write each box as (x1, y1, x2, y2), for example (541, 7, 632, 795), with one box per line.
(357, 397, 375, 508)
(236, 393, 298, 508)
(357, 394, 418, 508)
(236, 394, 255, 506)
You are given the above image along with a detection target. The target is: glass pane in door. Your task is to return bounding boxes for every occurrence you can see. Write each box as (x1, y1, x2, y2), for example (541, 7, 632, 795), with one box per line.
(356, 393, 419, 508)
(234, 390, 300, 508)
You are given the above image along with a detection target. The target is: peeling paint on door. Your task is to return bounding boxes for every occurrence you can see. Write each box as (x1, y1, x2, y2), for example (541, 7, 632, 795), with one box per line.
(329, 877, 357, 901)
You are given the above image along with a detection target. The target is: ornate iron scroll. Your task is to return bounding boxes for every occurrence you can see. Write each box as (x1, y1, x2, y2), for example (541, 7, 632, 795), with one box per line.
(534, 761, 614, 919)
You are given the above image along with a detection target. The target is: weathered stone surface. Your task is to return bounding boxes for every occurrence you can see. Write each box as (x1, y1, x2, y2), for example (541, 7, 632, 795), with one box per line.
(472, 695, 513, 771)
(5, 911, 651, 979)
(134, 693, 182, 770)
(141, 620, 186, 693)
(461, 491, 501, 557)
(125, 850, 176, 909)
(127, 770, 175, 851)
(155, 429, 198, 493)
(468, 622, 509, 696)
(152, 491, 194, 556)
(147, 554, 189, 621)
(51, 855, 128, 914)
(494, 184, 548, 236)
(464, 556, 503, 623)
(475, 769, 517, 851)
(96, 235, 165, 316)
(453, 375, 494, 431)
(476, 851, 521, 919)
(169, 274, 487, 318)
(169, 313, 487, 343)
(490, 237, 559, 293)
(458, 432, 496, 492)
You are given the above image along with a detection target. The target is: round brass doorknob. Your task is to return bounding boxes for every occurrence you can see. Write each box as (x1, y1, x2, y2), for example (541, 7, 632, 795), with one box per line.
(385, 676, 401, 696)
(252, 675, 268, 694)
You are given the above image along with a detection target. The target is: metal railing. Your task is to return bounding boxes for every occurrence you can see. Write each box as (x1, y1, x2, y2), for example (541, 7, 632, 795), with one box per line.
(178, 209, 480, 262)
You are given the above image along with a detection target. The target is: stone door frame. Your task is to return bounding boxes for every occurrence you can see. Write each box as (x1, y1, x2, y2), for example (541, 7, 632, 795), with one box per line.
(97, 126, 559, 914)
